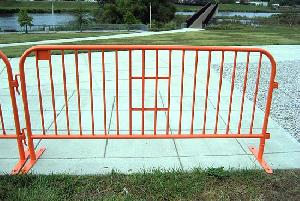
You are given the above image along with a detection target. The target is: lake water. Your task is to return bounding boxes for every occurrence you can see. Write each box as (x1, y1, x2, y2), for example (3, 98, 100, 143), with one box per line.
(0, 13, 75, 31)
(176, 11, 280, 18)
(0, 12, 280, 31)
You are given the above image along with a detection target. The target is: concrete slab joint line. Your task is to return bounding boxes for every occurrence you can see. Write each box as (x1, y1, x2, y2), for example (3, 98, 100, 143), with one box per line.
(1, 45, 300, 175)
(159, 91, 184, 170)
(104, 96, 116, 158)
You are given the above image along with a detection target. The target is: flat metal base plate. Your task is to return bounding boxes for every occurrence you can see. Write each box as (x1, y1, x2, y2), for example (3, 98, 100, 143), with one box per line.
(11, 151, 30, 175)
(249, 146, 273, 174)
(21, 147, 46, 174)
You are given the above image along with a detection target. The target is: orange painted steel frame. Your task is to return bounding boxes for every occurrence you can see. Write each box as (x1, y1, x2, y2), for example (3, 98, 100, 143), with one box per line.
(15, 45, 279, 174)
(0, 51, 30, 174)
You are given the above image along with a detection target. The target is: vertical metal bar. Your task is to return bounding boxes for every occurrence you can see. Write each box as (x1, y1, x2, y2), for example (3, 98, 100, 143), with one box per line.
(166, 50, 172, 135)
(75, 51, 82, 135)
(34, 51, 46, 134)
(178, 50, 185, 134)
(190, 50, 199, 134)
(129, 50, 133, 135)
(238, 52, 250, 134)
(2, 50, 26, 162)
(258, 138, 266, 160)
(259, 53, 277, 159)
(154, 50, 159, 135)
(19, 53, 37, 161)
(102, 50, 107, 135)
(48, 54, 58, 134)
(88, 51, 95, 135)
(214, 51, 225, 134)
(262, 62, 276, 135)
(0, 104, 6, 134)
(142, 50, 145, 135)
(226, 51, 238, 134)
(202, 51, 211, 134)
(250, 53, 262, 134)
(115, 50, 119, 135)
(61, 51, 70, 135)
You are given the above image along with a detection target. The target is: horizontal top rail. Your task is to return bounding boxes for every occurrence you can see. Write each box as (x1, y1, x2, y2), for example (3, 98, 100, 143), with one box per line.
(20, 45, 276, 62)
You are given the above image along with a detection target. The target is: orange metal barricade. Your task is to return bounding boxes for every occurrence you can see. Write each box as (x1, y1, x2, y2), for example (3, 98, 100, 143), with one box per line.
(15, 45, 277, 173)
(0, 51, 30, 174)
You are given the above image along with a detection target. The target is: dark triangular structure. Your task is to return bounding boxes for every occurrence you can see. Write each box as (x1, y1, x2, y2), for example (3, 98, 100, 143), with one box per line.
(186, 3, 218, 29)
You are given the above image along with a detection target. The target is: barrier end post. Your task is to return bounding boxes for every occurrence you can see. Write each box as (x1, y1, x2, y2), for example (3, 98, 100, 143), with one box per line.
(249, 146, 273, 174)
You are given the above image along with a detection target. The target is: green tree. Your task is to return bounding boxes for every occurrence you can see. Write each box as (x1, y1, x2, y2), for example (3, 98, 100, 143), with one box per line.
(124, 11, 138, 24)
(94, 0, 176, 24)
(99, 3, 123, 24)
(136, 0, 176, 24)
(74, 5, 89, 32)
(17, 9, 33, 34)
(279, 9, 299, 27)
(96, 0, 116, 6)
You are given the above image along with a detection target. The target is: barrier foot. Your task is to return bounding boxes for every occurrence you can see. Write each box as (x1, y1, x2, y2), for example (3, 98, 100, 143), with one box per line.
(10, 151, 30, 175)
(21, 147, 46, 174)
(249, 146, 273, 174)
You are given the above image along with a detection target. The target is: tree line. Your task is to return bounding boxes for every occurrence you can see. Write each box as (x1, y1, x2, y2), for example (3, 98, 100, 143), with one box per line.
(94, 0, 176, 24)
(17, 0, 176, 33)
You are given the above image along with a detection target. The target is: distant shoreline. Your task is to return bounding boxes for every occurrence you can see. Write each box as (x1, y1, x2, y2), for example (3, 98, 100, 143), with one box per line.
(0, 1, 298, 14)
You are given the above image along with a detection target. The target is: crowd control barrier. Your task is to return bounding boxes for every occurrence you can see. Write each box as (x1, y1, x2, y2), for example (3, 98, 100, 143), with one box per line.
(0, 51, 29, 174)
(1, 45, 278, 174)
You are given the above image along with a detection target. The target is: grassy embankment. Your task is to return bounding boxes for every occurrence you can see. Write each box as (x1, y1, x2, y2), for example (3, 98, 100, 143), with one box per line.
(176, 3, 299, 13)
(0, 32, 129, 44)
(1, 1, 298, 13)
(1, 25, 299, 58)
(0, 168, 299, 200)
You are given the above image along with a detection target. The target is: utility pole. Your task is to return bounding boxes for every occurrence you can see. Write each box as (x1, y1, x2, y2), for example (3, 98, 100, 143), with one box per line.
(51, 0, 54, 15)
(149, 2, 152, 29)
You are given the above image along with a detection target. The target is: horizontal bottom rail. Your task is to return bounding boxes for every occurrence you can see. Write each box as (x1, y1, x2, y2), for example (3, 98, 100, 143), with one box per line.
(30, 134, 268, 139)
(0, 135, 18, 139)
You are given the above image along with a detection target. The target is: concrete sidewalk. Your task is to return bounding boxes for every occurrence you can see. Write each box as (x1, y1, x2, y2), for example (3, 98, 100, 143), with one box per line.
(0, 28, 201, 48)
(0, 45, 299, 175)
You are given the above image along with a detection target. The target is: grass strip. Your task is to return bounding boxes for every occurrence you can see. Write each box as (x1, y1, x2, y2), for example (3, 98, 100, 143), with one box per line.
(0, 32, 129, 44)
(1, 25, 299, 58)
(175, 3, 299, 13)
(0, 168, 299, 200)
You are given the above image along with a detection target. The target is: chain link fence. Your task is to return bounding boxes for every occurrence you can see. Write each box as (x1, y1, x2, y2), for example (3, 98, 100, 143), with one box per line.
(26, 24, 149, 32)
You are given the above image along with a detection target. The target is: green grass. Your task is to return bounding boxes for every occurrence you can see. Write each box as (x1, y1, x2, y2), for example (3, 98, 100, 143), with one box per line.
(1, 25, 299, 58)
(219, 3, 274, 12)
(0, 32, 129, 44)
(175, 4, 203, 12)
(0, 1, 98, 13)
(0, 168, 299, 200)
